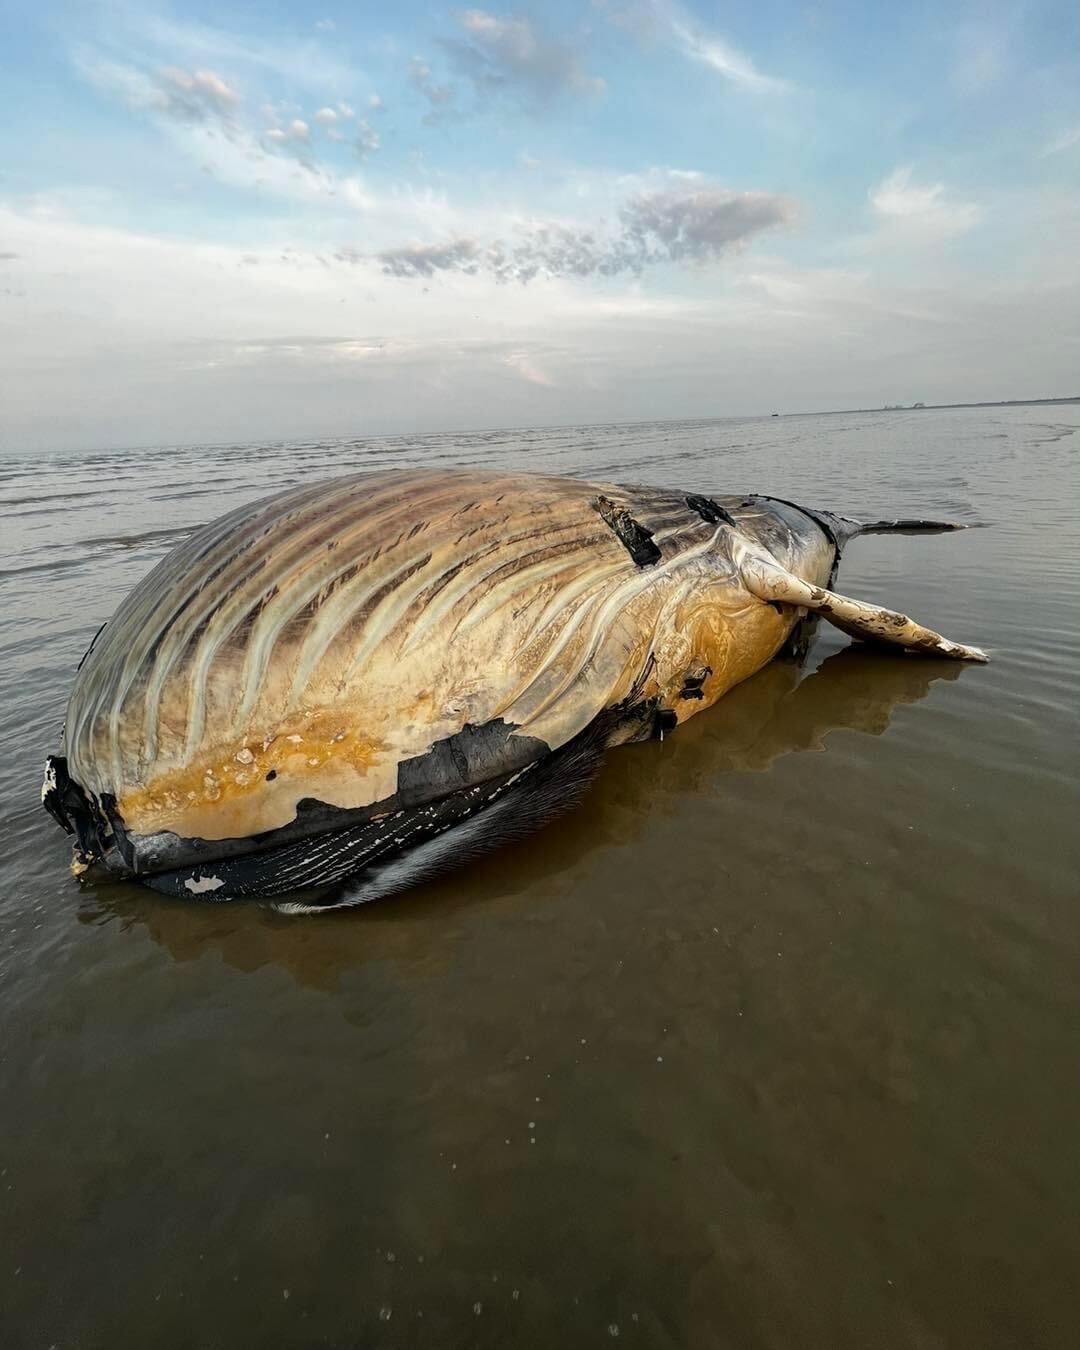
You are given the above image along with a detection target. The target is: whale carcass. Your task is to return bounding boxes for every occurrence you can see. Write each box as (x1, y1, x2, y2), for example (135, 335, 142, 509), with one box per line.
(41, 469, 986, 910)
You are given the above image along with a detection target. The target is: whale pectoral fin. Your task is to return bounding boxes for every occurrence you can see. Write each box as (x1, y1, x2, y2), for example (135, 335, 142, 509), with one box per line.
(819, 605, 988, 662)
(739, 552, 989, 662)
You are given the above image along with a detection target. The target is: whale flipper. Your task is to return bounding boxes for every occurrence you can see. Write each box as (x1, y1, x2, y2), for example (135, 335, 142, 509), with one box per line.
(738, 551, 988, 662)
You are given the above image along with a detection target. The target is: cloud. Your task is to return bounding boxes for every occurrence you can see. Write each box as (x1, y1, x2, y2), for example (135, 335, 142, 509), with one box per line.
(868, 167, 980, 242)
(354, 120, 380, 159)
(312, 104, 370, 149)
(83, 39, 372, 189)
(157, 66, 241, 119)
(434, 9, 605, 107)
(265, 118, 312, 159)
(408, 58, 457, 122)
(128, 7, 359, 97)
(601, 1, 789, 94)
(314, 18, 336, 34)
(78, 54, 243, 128)
(365, 238, 483, 278)
(368, 94, 383, 112)
(949, 25, 1005, 96)
(1041, 125, 1080, 156)
(363, 185, 795, 282)
(623, 189, 793, 258)
(503, 349, 556, 386)
(0, 251, 20, 261)
(3, 203, 1077, 453)
(73, 47, 386, 210)
(666, 15, 788, 93)
(267, 118, 311, 143)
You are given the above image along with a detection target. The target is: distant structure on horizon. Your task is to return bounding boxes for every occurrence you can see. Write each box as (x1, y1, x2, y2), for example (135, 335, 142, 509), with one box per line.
(832, 394, 1080, 416)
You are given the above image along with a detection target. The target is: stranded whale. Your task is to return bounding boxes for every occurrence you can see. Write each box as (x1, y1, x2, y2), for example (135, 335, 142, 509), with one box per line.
(41, 469, 986, 911)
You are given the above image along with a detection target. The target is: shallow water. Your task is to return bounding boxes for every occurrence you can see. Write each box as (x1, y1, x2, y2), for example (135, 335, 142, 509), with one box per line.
(1, 408, 1077, 1349)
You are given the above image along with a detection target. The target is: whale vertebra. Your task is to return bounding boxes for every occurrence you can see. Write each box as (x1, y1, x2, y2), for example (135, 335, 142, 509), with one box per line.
(41, 469, 986, 910)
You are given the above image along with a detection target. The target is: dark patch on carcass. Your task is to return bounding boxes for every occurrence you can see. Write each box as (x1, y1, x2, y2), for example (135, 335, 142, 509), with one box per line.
(265, 769, 277, 781)
(41, 755, 78, 837)
(75, 622, 109, 672)
(777, 613, 821, 664)
(685, 495, 736, 527)
(83, 718, 549, 880)
(678, 664, 712, 700)
(396, 718, 548, 803)
(591, 495, 661, 567)
(750, 493, 845, 554)
(41, 755, 112, 868)
(50, 647, 686, 902)
(142, 717, 612, 902)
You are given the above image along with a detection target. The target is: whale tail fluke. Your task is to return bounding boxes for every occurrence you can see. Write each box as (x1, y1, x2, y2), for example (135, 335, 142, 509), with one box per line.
(789, 506, 979, 550)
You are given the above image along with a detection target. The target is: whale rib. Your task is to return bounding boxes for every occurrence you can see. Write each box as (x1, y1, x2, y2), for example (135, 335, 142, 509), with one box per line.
(737, 549, 988, 662)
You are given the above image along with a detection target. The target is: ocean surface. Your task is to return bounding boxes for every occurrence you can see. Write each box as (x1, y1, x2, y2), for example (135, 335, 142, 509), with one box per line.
(1, 407, 1077, 1349)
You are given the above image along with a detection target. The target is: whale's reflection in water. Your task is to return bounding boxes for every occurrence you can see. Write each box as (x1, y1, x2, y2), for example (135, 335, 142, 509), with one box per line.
(79, 644, 963, 990)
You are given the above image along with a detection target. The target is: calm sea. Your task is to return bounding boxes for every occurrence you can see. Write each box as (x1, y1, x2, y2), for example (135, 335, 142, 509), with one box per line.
(1, 408, 1077, 1349)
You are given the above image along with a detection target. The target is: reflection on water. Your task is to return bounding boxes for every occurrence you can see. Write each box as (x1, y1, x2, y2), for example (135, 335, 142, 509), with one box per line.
(77, 647, 966, 993)
(640, 644, 964, 775)
(1, 407, 1077, 1350)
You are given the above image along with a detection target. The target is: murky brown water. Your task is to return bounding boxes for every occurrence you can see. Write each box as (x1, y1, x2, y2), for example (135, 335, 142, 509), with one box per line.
(2, 408, 1078, 1349)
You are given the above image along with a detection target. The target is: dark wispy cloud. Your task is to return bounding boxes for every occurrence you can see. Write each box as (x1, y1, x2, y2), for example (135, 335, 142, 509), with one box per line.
(407, 9, 604, 122)
(353, 119, 380, 159)
(408, 58, 457, 123)
(361, 238, 483, 277)
(437, 9, 605, 103)
(346, 186, 795, 283)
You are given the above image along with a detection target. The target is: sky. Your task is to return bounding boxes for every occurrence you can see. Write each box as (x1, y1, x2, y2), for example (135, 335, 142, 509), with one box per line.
(0, 0, 1077, 451)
